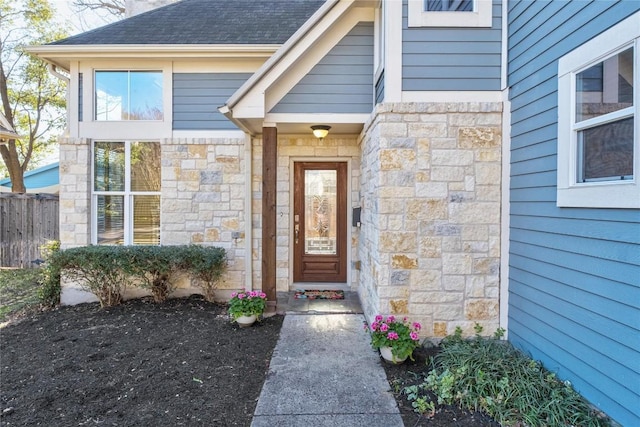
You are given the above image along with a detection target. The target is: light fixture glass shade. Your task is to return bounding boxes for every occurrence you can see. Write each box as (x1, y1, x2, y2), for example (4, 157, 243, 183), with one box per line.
(311, 125, 331, 139)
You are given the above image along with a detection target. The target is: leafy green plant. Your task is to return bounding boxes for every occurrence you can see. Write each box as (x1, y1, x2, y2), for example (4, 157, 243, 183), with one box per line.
(38, 240, 61, 307)
(181, 245, 226, 302)
(404, 385, 436, 416)
(130, 245, 178, 303)
(414, 324, 610, 426)
(228, 291, 267, 320)
(51, 245, 227, 307)
(60, 246, 136, 307)
(368, 315, 422, 362)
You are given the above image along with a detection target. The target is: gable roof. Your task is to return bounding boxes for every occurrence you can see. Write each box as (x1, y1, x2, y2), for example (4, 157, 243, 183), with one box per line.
(50, 0, 326, 46)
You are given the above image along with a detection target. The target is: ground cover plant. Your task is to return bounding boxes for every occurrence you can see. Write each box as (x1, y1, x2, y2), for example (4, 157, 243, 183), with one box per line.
(383, 325, 610, 427)
(1, 297, 282, 426)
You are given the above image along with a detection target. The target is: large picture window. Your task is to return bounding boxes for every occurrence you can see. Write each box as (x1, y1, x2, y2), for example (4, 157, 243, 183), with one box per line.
(557, 13, 639, 208)
(93, 141, 161, 245)
(95, 71, 163, 121)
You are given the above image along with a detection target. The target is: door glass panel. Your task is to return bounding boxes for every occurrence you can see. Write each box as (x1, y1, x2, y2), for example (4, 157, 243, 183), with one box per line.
(304, 170, 337, 255)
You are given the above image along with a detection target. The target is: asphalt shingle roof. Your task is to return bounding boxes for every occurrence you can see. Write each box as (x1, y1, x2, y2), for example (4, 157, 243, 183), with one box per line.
(50, 0, 326, 46)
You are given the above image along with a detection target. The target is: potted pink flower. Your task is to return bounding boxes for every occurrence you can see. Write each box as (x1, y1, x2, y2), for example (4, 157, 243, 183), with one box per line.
(228, 291, 267, 327)
(368, 315, 421, 363)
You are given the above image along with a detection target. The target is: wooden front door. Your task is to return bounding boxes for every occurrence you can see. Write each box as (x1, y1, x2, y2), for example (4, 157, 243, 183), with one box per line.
(293, 162, 347, 283)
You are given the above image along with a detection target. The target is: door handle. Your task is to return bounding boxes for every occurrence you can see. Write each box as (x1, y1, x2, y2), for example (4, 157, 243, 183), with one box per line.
(294, 224, 299, 244)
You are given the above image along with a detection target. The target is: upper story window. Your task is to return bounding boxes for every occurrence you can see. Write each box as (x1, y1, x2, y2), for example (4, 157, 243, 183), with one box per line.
(93, 141, 161, 245)
(425, 0, 472, 12)
(408, 0, 492, 28)
(557, 12, 639, 208)
(95, 71, 163, 121)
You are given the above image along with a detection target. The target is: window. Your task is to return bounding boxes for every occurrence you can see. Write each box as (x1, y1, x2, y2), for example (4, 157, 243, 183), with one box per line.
(93, 141, 161, 245)
(557, 12, 640, 208)
(408, 0, 491, 28)
(95, 71, 163, 121)
(425, 0, 472, 12)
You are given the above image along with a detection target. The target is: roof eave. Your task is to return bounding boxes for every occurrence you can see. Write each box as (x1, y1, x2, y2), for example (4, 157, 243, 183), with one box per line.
(26, 44, 282, 71)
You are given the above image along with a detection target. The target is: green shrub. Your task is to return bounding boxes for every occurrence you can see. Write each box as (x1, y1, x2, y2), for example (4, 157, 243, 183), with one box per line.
(60, 246, 136, 307)
(54, 245, 227, 306)
(130, 246, 179, 303)
(38, 240, 61, 307)
(180, 245, 227, 302)
(407, 325, 609, 426)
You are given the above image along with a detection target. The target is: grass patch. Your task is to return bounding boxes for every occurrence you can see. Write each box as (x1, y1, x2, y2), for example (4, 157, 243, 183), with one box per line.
(0, 268, 42, 321)
(406, 325, 610, 426)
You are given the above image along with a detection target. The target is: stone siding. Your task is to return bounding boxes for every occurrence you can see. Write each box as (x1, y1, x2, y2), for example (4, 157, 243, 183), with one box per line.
(358, 102, 502, 337)
(59, 137, 91, 248)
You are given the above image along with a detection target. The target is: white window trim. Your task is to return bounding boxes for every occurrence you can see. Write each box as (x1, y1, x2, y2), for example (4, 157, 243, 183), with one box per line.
(557, 12, 640, 209)
(408, 0, 492, 28)
(91, 140, 162, 245)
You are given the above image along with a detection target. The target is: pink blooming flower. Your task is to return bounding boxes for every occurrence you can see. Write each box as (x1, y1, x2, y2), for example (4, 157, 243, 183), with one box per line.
(410, 332, 420, 341)
(412, 322, 422, 331)
(387, 332, 399, 340)
(249, 291, 257, 297)
(230, 292, 238, 298)
(259, 292, 267, 299)
(380, 323, 389, 332)
(386, 315, 395, 323)
(375, 314, 383, 322)
(237, 293, 246, 299)
(371, 322, 379, 331)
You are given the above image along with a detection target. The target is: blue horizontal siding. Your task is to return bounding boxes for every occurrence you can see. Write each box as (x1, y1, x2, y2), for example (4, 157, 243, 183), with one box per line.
(270, 22, 373, 114)
(402, 0, 502, 91)
(172, 73, 251, 130)
(507, 2, 640, 424)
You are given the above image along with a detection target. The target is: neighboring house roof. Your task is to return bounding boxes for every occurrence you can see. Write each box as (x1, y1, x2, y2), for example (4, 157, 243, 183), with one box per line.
(0, 111, 19, 142)
(49, 0, 326, 46)
(0, 162, 59, 193)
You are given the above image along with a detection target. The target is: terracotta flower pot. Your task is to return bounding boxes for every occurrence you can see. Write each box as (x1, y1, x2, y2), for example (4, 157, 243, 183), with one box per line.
(379, 346, 408, 364)
(235, 314, 257, 328)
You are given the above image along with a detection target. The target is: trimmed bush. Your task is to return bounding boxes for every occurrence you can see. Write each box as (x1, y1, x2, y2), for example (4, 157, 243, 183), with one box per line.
(55, 245, 227, 307)
(180, 245, 226, 302)
(39, 240, 61, 307)
(61, 246, 136, 307)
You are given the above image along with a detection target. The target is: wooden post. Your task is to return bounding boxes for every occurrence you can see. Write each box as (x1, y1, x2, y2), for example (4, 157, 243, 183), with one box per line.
(262, 126, 277, 304)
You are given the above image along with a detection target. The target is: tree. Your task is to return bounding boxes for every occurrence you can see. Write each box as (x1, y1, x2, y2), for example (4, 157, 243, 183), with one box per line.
(0, 0, 68, 192)
(73, 0, 125, 18)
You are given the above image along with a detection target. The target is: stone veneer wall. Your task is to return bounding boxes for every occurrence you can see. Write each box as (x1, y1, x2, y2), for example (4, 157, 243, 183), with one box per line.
(59, 138, 91, 248)
(251, 135, 362, 292)
(162, 138, 248, 294)
(358, 102, 502, 337)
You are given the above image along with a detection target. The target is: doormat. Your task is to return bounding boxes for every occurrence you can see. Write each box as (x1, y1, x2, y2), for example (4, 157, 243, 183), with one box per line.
(294, 290, 345, 300)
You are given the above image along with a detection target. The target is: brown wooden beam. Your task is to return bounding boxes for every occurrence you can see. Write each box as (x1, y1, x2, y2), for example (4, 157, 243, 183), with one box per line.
(261, 126, 277, 303)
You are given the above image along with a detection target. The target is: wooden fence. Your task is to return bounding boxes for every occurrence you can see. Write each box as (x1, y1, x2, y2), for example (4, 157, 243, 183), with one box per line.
(0, 193, 59, 268)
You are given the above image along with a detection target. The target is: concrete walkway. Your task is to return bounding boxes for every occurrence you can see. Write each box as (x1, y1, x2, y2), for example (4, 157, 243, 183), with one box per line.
(251, 313, 403, 427)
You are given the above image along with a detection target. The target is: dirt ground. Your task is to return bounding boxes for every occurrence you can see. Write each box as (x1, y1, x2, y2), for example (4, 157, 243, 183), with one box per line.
(1, 296, 497, 426)
(1, 296, 282, 427)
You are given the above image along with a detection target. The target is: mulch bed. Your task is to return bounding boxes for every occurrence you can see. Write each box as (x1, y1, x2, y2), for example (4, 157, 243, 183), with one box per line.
(1, 296, 498, 426)
(0, 296, 282, 427)
(382, 345, 500, 427)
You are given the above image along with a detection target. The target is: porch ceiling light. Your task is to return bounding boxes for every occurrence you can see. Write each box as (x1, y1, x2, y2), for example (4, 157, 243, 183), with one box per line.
(311, 125, 331, 140)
